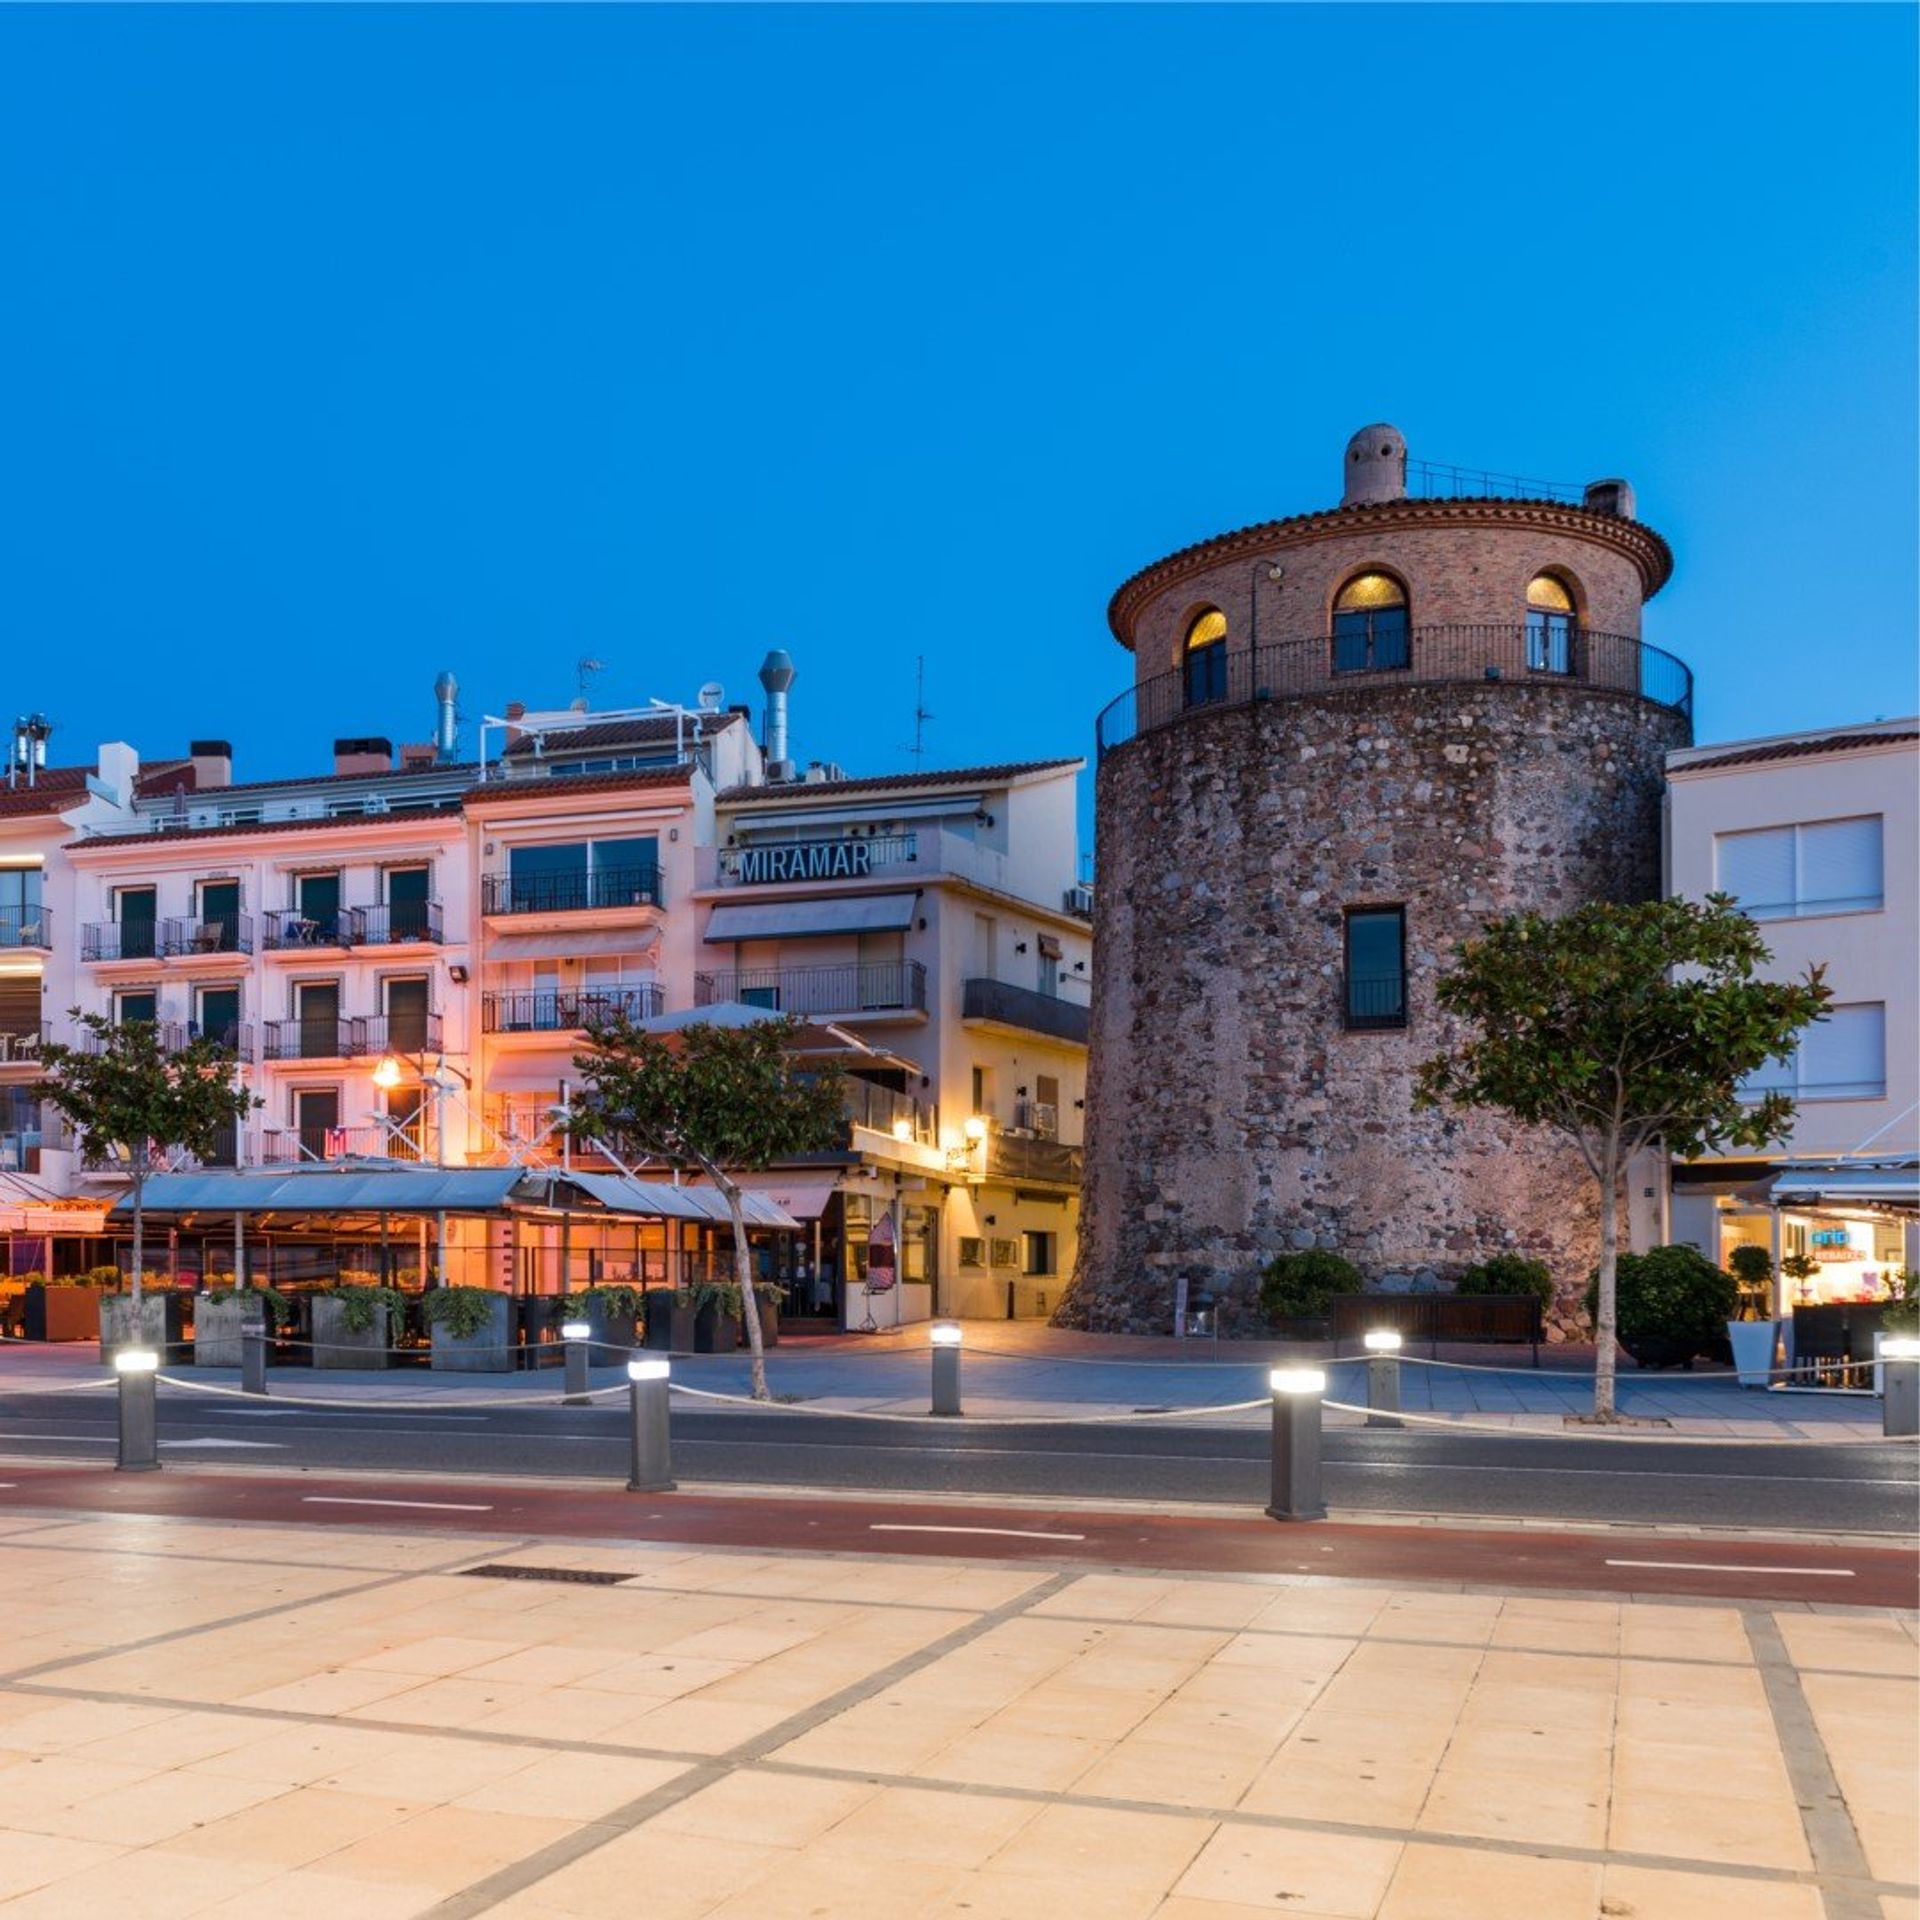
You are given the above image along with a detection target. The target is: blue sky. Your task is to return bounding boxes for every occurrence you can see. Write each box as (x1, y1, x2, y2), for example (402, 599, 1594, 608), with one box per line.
(0, 4, 1913, 837)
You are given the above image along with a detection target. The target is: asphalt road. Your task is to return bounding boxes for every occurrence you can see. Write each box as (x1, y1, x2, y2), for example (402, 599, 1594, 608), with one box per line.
(1, 1389, 1914, 1534)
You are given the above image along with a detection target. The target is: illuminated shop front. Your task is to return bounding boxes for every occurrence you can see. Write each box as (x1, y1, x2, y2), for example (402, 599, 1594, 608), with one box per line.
(1707, 1161, 1917, 1312)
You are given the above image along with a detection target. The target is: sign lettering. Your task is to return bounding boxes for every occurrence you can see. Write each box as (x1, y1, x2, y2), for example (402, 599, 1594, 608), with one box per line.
(736, 840, 874, 884)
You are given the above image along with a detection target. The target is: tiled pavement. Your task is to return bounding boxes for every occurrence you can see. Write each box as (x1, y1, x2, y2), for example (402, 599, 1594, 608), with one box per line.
(0, 1505, 1908, 1916)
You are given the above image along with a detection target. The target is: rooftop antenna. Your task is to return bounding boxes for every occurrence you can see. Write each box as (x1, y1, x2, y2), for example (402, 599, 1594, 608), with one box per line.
(903, 656, 933, 768)
(577, 657, 606, 700)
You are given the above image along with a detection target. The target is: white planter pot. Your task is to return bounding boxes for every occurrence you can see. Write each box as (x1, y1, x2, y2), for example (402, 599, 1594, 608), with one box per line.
(1726, 1319, 1780, 1389)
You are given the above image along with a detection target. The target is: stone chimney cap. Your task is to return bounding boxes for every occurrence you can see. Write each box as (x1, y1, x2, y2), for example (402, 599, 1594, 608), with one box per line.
(1343, 424, 1408, 506)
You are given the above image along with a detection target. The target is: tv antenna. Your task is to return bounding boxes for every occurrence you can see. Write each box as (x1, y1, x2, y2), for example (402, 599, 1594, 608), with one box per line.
(577, 657, 606, 699)
(903, 656, 933, 768)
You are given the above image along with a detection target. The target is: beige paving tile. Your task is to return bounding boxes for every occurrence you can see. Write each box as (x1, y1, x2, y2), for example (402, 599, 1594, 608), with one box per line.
(650, 1767, 878, 1846)
(807, 1784, 1042, 1869)
(985, 1802, 1214, 1890)
(454, 1750, 687, 1821)
(197, 1865, 445, 1918)
(1773, 1613, 1920, 1677)
(915, 1721, 1107, 1791)
(25, 1763, 292, 1847)
(1376, 1841, 1600, 1919)
(1607, 1787, 1813, 1873)
(1598, 1863, 1824, 1919)
(489, 1827, 788, 1919)
(160, 1786, 425, 1870)
(0, 1828, 127, 1900)
(704, 1849, 963, 1920)
(922, 1869, 1165, 1919)
(0, 1845, 285, 1917)
(1173, 1825, 1402, 1916)
(311, 1803, 579, 1895)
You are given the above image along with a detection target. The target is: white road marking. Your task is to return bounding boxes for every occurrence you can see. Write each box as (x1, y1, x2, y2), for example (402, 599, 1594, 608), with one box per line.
(302, 1496, 494, 1512)
(163, 1439, 285, 1450)
(1605, 1559, 1855, 1578)
(869, 1524, 1087, 1542)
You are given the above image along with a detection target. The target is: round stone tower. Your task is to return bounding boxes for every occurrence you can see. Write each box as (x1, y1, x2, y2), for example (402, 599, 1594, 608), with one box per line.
(1059, 426, 1693, 1334)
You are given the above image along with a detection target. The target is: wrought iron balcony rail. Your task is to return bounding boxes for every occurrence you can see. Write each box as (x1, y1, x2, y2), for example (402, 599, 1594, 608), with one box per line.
(262, 902, 445, 949)
(717, 833, 919, 885)
(355, 901, 443, 945)
(483, 985, 664, 1033)
(482, 866, 664, 915)
(961, 978, 1090, 1047)
(0, 1027, 45, 1065)
(160, 914, 254, 957)
(359, 1011, 443, 1057)
(261, 1122, 435, 1165)
(695, 960, 928, 1018)
(263, 1016, 368, 1061)
(81, 920, 159, 962)
(0, 906, 50, 950)
(1094, 624, 1694, 762)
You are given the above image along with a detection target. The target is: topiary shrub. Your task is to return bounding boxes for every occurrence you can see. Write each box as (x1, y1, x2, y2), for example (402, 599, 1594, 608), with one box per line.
(1584, 1245, 1737, 1367)
(1726, 1244, 1775, 1321)
(1882, 1267, 1918, 1336)
(1457, 1253, 1554, 1306)
(1259, 1250, 1361, 1327)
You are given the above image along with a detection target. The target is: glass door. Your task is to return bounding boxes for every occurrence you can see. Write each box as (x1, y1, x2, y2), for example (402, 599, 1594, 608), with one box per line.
(386, 865, 430, 940)
(115, 885, 157, 961)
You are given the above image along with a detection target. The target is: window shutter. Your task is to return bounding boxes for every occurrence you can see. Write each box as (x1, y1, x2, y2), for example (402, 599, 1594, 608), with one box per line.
(1798, 1004, 1885, 1099)
(1797, 816, 1883, 916)
(1715, 826, 1794, 917)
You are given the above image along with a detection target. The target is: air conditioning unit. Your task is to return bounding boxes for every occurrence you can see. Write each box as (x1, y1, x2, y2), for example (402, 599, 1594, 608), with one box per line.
(1063, 884, 1094, 916)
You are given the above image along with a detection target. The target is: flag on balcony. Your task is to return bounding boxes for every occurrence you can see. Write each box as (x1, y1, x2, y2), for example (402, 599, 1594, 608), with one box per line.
(324, 1127, 347, 1159)
(866, 1208, 897, 1294)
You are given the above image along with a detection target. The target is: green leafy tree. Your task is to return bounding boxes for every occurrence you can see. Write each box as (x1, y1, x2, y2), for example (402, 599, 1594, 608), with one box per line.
(37, 1010, 257, 1314)
(1413, 897, 1829, 1419)
(570, 1013, 844, 1400)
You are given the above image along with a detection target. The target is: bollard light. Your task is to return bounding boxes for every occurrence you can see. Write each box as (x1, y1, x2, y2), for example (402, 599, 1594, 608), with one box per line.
(559, 1320, 593, 1405)
(628, 1356, 670, 1382)
(1883, 1337, 1920, 1360)
(114, 1347, 160, 1472)
(1362, 1329, 1403, 1353)
(626, 1353, 674, 1491)
(1270, 1367, 1326, 1395)
(1884, 1337, 1920, 1439)
(929, 1321, 964, 1348)
(560, 1320, 592, 1342)
(1363, 1331, 1403, 1429)
(930, 1321, 963, 1416)
(113, 1347, 160, 1374)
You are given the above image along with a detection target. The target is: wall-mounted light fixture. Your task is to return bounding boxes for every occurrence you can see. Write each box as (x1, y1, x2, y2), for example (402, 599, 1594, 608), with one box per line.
(1014, 940, 1028, 954)
(1072, 960, 1086, 973)
(448, 963, 469, 985)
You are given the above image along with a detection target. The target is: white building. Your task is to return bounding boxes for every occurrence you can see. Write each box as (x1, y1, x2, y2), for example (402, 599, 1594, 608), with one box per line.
(1665, 717, 1919, 1307)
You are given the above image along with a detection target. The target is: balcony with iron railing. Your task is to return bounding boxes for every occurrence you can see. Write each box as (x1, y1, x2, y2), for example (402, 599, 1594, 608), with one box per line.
(260, 1121, 436, 1166)
(0, 906, 50, 950)
(76, 1019, 254, 1058)
(695, 961, 928, 1019)
(264, 1016, 368, 1062)
(1094, 624, 1694, 763)
(355, 901, 443, 946)
(358, 1011, 444, 1059)
(81, 920, 160, 962)
(0, 1027, 45, 1067)
(160, 914, 254, 958)
(961, 977, 1090, 1047)
(483, 985, 664, 1033)
(482, 866, 664, 916)
(261, 902, 444, 950)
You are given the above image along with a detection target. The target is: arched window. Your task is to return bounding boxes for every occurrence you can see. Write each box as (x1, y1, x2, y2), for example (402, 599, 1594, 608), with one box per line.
(1182, 608, 1229, 708)
(1526, 573, 1576, 675)
(1332, 572, 1409, 674)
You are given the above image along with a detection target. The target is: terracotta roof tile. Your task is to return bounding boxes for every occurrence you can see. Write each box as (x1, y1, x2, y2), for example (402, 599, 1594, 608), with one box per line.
(1673, 729, 1918, 774)
(461, 765, 697, 803)
(68, 807, 468, 851)
(717, 758, 1082, 805)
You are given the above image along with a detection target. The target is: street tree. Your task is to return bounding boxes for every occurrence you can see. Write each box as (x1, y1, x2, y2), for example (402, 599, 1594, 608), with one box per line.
(571, 1012, 845, 1400)
(1413, 896, 1829, 1419)
(37, 1010, 258, 1312)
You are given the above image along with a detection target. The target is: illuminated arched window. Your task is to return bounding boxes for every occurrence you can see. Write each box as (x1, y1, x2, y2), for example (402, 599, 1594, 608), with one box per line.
(1526, 572, 1576, 675)
(1332, 571, 1409, 673)
(1182, 607, 1229, 708)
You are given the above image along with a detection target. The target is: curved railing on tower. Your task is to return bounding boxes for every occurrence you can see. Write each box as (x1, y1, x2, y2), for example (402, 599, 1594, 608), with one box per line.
(1093, 624, 1693, 762)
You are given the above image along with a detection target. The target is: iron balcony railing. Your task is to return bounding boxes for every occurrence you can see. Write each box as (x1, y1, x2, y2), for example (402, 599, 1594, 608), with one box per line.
(717, 832, 920, 885)
(0, 906, 50, 950)
(81, 920, 159, 962)
(80, 1020, 193, 1054)
(695, 960, 928, 1018)
(264, 1016, 367, 1061)
(0, 1027, 45, 1065)
(1093, 624, 1694, 762)
(160, 913, 254, 957)
(842, 1077, 938, 1146)
(483, 985, 664, 1033)
(482, 866, 664, 915)
(260, 901, 445, 949)
(961, 978, 1091, 1047)
(360, 1011, 443, 1057)
(261, 1122, 435, 1165)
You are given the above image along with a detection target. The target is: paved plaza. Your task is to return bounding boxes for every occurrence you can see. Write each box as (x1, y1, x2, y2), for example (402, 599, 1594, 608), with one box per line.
(0, 1500, 1906, 1918)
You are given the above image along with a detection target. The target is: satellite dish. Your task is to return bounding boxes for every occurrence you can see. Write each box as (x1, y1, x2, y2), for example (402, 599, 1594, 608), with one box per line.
(696, 682, 724, 713)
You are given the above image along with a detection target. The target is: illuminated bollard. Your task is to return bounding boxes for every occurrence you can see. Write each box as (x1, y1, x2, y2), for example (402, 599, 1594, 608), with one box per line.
(241, 1318, 268, 1397)
(1267, 1367, 1326, 1522)
(929, 1321, 964, 1417)
(561, 1319, 592, 1406)
(115, 1347, 161, 1473)
(1363, 1328, 1403, 1429)
(626, 1356, 675, 1492)
(1884, 1337, 1920, 1439)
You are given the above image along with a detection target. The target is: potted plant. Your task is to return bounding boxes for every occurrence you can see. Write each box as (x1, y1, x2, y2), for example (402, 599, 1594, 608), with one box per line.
(559, 1284, 645, 1355)
(1258, 1249, 1359, 1340)
(22, 1271, 105, 1343)
(312, 1282, 407, 1370)
(690, 1280, 743, 1353)
(1583, 1245, 1738, 1371)
(193, 1284, 290, 1366)
(643, 1287, 700, 1353)
(425, 1285, 515, 1372)
(100, 1271, 186, 1360)
(1724, 1245, 1780, 1388)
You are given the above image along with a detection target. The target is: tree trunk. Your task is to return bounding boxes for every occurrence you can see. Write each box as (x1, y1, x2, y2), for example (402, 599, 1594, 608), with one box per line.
(1593, 1141, 1620, 1420)
(725, 1182, 769, 1402)
(129, 1171, 146, 1314)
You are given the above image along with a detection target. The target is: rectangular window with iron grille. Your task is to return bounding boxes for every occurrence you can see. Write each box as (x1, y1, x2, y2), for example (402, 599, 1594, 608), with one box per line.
(1343, 906, 1406, 1030)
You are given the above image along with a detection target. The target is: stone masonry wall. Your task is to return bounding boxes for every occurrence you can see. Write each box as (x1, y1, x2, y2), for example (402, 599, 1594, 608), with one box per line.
(1059, 681, 1689, 1335)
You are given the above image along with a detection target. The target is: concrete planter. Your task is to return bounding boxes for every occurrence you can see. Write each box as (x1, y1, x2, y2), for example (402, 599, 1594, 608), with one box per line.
(694, 1302, 741, 1353)
(99, 1292, 180, 1361)
(643, 1292, 698, 1352)
(428, 1293, 516, 1373)
(752, 1295, 780, 1351)
(23, 1285, 101, 1343)
(311, 1295, 394, 1371)
(581, 1297, 641, 1356)
(1725, 1318, 1780, 1389)
(193, 1293, 264, 1367)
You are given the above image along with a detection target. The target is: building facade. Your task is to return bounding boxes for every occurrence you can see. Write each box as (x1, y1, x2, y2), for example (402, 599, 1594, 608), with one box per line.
(1666, 719, 1920, 1307)
(1063, 425, 1694, 1334)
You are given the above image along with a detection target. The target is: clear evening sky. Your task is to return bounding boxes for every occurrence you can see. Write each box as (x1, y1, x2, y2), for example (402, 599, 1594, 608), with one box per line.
(1, 5, 1913, 836)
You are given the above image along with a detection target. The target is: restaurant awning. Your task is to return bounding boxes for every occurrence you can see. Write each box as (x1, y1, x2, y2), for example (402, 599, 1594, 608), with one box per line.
(689, 1173, 839, 1220)
(1768, 1163, 1920, 1212)
(703, 894, 918, 943)
(562, 1171, 798, 1230)
(484, 930, 659, 963)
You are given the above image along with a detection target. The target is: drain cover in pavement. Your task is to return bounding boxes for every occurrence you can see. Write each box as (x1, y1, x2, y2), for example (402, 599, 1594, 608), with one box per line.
(460, 1564, 631, 1587)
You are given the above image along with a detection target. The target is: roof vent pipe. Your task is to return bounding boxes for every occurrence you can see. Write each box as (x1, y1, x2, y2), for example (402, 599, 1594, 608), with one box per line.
(758, 649, 796, 779)
(434, 671, 458, 762)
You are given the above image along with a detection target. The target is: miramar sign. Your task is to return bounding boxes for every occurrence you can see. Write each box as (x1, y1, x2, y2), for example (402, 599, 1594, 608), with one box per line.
(735, 840, 874, 884)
